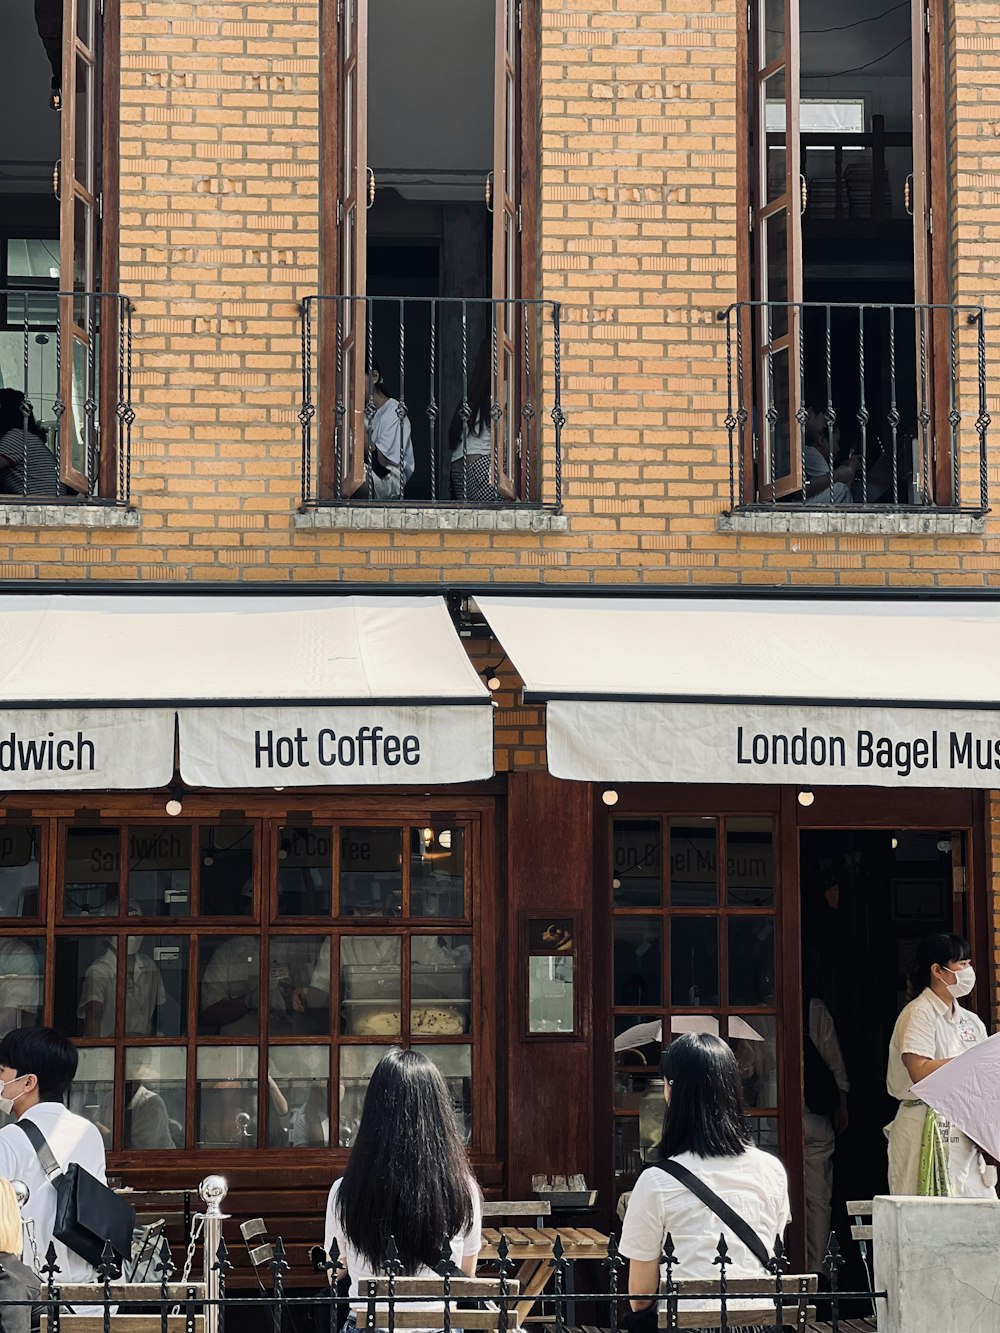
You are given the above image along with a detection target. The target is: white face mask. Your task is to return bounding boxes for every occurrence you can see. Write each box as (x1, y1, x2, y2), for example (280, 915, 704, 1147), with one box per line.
(942, 964, 976, 999)
(0, 1075, 26, 1117)
(127, 937, 142, 956)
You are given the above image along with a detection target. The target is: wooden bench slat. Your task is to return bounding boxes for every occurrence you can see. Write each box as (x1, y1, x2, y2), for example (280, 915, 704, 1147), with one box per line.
(43, 1286, 207, 1302)
(663, 1276, 818, 1296)
(846, 1200, 873, 1214)
(851, 1224, 873, 1240)
(660, 1309, 816, 1329)
(357, 1279, 520, 1298)
(482, 1202, 551, 1218)
(357, 1315, 514, 1330)
(41, 1321, 203, 1333)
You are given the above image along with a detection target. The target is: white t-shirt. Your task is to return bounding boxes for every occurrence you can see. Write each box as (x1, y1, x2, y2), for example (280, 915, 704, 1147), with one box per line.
(324, 1175, 481, 1305)
(0, 939, 43, 1029)
(78, 950, 167, 1037)
(886, 987, 986, 1101)
(619, 1148, 790, 1311)
(0, 1101, 108, 1283)
(451, 420, 492, 461)
(809, 998, 850, 1095)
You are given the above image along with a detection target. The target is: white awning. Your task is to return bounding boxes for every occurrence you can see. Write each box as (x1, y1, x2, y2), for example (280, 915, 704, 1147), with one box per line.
(478, 596, 1000, 788)
(0, 595, 492, 789)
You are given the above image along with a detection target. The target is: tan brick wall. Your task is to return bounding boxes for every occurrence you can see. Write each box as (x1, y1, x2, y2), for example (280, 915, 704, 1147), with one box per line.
(0, 0, 996, 590)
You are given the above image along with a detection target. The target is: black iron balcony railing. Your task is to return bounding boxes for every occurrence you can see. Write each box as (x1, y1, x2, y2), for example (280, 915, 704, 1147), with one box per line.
(722, 301, 991, 514)
(0, 289, 135, 503)
(299, 295, 564, 510)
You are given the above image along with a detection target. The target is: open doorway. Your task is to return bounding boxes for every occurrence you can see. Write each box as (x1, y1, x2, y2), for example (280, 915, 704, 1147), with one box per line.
(799, 828, 963, 1281)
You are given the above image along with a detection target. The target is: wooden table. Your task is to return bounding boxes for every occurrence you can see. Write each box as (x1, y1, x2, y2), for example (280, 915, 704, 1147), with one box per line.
(479, 1225, 610, 1324)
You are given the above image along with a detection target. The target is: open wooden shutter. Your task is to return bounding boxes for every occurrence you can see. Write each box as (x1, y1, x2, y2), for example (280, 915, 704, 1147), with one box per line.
(338, 0, 369, 497)
(59, 0, 102, 494)
(489, 0, 518, 498)
(752, 0, 803, 500)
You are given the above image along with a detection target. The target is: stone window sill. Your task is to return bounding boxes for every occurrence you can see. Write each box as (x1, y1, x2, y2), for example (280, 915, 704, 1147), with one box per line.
(296, 505, 568, 533)
(0, 503, 139, 529)
(719, 509, 986, 536)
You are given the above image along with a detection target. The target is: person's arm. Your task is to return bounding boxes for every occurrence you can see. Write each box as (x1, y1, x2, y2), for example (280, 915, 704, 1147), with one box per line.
(83, 1001, 104, 1037)
(902, 1052, 952, 1084)
(628, 1259, 660, 1312)
(619, 1173, 663, 1311)
(459, 1177, 482, 1277)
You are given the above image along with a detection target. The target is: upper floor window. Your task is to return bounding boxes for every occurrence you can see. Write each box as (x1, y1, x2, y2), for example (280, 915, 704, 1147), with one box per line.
(730, 0, 988, 513)
(300, 0, 556, 508)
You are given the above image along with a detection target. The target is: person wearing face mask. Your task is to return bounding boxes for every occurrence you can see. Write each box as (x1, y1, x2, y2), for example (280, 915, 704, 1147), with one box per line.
(78, 917, 166, 1038)
(0, 1027, 107, 1287)
(885, 931, 996, 1197)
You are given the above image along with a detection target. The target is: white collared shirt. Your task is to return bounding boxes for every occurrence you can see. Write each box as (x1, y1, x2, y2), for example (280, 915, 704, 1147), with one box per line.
(886, 986, 987, 1101)
(0, 1101, 107, 1283)
(619, 1147, 790, 1309)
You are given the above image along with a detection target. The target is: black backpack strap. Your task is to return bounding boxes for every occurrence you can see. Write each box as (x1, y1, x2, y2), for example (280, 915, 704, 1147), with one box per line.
(14, 1119, 62, 1181)
(658, 1159, 773, 1272)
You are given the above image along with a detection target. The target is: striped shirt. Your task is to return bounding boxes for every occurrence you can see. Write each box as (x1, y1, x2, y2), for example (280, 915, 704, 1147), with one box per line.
(0, 426, 62, 496)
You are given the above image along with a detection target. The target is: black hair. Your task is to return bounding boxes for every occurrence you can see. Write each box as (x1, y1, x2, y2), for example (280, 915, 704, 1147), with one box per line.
(448, 337, 492, 450)
(657, 1033, 751, 1160)
(909, 932, 971, 994)
(0, 1027, 78, 1102)
(368, 358, 394, 401)
(0, 390, 46, 443)
(336, 1047, 474, 1273)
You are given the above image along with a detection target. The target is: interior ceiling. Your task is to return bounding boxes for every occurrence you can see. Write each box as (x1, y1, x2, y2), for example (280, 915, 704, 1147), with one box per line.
(0, 1, 59, 194)
(800, 0, 912, 80)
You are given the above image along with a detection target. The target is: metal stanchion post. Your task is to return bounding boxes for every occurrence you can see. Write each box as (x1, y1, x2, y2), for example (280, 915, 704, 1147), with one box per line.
(200, 1176, 230, 1333)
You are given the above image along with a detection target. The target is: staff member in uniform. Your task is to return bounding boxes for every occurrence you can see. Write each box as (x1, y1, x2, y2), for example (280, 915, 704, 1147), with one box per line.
(885, 932, 996, 1197)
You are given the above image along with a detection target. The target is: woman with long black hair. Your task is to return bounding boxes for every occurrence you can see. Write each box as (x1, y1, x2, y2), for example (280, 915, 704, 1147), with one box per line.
(620, 1033, 790, 1329)
(324, 1047, 481, 1318)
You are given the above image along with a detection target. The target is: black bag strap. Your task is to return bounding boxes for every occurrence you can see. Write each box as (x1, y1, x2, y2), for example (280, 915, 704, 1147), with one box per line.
(14, 1119, 62, 1182)
(658, 1159, 772, 1272)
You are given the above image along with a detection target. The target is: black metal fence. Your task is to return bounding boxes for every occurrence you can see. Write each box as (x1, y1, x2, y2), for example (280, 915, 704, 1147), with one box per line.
(721, 301, 991, 513)
(24, 1231, 885, 1333)
(298, 296, 565, 510)
(0, 289, 135, 503)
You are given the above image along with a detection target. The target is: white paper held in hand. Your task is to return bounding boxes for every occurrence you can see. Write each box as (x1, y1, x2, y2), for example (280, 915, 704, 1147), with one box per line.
(911, 1030, 1000, 1161)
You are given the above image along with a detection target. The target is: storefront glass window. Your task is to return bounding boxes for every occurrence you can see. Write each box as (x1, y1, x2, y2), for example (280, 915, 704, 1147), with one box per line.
(411, 827, 465, 917)
(268, 1045, 330, 1148)
(726, 818, 775, 906)
(0, 936, 43, 1036)
(128, 825, 192, 917)
(199, 825, 253, 915)
(3, 813, 486, 1156)
(340, 827, 402, 917)
(728, 1013, 778, 1109)
(277, 826, 333, 916)
(64, 826, 120, 916)
(0, 826, 40, 917)
(124, 1047, 186, 1149)
(728, 918, 776, 1005)
(196, 1046, 258, 1148)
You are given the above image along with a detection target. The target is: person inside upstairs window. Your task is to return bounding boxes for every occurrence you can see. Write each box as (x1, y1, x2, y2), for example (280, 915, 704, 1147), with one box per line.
(0, 391, 62, 498)
(447, 338, 503, 503)
(620, 1033, 790, 1333)
(359, 360, 414, 501)
(802, 409, 859, 505)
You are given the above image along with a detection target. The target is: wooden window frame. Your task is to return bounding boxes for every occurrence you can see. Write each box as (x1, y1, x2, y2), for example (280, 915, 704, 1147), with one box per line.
(316, 0, 539, 501)
(736, 0, 952, 506)
(0, 795, 499, 1186)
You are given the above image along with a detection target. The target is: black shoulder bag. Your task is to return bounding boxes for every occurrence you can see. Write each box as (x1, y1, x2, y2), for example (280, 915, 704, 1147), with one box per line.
(622, 1159, 774, 1333)
(657, 1159, 773, 1271)
(16, 1119, 135, 1270)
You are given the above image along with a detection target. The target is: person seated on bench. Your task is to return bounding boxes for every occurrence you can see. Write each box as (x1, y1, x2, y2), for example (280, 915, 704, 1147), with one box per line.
(324, 1047, 482, 1330)
(620, 1033, 790, 1333)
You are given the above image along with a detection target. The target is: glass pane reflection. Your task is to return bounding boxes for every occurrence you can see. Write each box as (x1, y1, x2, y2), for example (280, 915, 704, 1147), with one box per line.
(612, 820, 661, 907)
(124, 1047, 185, 1149)
(339, 1044, 384, 1147)
(670, 916, 719, 1006)
(728, 1014, 778, 1108)
(125, 936, 188, 1037)
(423, 1044, 472, 1144)
(196, 1046, 258, 1148)
(199, 936, 260, 1037)
(69, 1047, 114, 1147)
(411, 935, 471, 1035)
(726, 818, 774, 906)
(0, 827, 40, 917)
(81, 935, 169, 1038)
(270, 937, 329, 1036)
(128, 826, 192, 917)
(613, 918, 662, 1008)
(269, 1045, 330, 1149)
(669, 819, 718, 906)
(0, 937, 43, 1036)
(56, 936, 114, 1038)
(340, 936, 401, 1036)
(411, 828, 464, 918)
(277, 826, 332, 916)
(64, 827, 119, 916)
(340, 828, 401, 917)
(199, 825, 253, 916)
(728, 918, 776, 1005)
